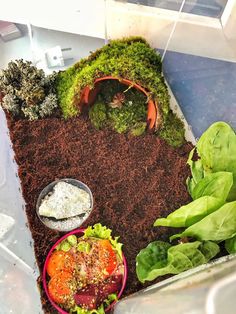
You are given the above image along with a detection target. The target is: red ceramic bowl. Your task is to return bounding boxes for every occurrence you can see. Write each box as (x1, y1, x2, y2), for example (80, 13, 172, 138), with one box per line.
(43, 228, 127, 314)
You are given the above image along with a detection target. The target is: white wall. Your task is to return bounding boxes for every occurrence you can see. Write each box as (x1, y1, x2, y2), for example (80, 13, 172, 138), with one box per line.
(31, 27, 104, 73)
(0, 25, 104, 72)
(0, 34, 32, 69)
(1, 0, 236, 62)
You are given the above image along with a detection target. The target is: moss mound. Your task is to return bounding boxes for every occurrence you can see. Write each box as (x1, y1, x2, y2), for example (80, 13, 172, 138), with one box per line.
(158, 112, 185, 147)
(56, 37, 167, 119)
(56, 37, 185, 146)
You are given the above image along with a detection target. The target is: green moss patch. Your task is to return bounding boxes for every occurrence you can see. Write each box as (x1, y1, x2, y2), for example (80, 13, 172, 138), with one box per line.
(157, 111, 185, 147)
(89, 102, 107, 130)
(56, 37, 185, 146)
(89, 80, 147, 135)
(56, 37, 167, 120)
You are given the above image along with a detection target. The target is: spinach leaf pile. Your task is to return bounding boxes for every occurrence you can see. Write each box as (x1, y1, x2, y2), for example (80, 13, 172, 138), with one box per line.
(187, 122, 236, 201)
(136, 241, 219, 283)
(136, 122, 236, 283)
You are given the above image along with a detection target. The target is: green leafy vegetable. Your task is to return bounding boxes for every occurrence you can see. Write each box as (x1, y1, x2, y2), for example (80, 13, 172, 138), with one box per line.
(225, 235, 236, 254)
(191, 172, 233, 201)
(136, 240, 219, 283)
(197, 122, 236, 174)
(136, 241, 171, 282)
(151, 122, 236, 281)
(186, 148, 204, 195)
(170, 201, 236, 242)
(84, 223, 112, 239)
(154, 196, 224, 228)
(84, 223, 123, 258)
(188, 122, 236, 201)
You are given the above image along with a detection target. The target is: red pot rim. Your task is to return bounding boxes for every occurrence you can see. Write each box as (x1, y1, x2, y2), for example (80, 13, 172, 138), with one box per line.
(43, 228, 128, 314)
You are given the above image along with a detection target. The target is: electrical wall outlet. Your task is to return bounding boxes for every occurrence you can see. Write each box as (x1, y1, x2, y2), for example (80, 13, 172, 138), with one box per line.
(45, 46, 64, 68)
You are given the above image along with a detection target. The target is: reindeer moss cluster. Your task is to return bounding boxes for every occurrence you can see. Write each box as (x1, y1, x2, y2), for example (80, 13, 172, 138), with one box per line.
(56, 37, 185, 147)
(0, 59, 58, 120)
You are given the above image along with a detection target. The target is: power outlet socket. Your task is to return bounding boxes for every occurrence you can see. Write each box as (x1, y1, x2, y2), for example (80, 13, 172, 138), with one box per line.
(45, 46, 64, 68)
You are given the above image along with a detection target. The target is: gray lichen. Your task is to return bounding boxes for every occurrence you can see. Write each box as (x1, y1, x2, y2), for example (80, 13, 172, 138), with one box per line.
(1, 94, 19, 115)
(0, 59, 58, 120)
(39, 93, 58, 118)
(22, 105, 39, 121)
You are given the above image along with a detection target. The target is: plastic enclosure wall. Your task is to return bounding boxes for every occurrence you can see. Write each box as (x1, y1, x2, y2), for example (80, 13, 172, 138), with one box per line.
(114, 254, 236, 314)
(0, 108, 41, 313)
(0, 83, 195, 313)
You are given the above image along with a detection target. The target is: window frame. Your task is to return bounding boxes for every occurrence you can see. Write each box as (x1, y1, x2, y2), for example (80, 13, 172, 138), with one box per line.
(106, 0, 236, 61)
(0, 0, 235, 61)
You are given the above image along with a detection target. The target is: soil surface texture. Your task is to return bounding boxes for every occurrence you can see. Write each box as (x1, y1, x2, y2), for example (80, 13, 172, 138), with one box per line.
(7, 114, 193, 313)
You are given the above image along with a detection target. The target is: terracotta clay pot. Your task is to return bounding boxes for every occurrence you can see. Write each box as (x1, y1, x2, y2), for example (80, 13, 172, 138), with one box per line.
(79, 76, 158, 129)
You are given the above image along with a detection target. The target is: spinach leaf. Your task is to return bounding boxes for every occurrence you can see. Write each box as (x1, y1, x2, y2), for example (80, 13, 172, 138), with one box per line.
(171, 201, 236, 242)
(154, 196, 224, 228)
(136, 241, 219, 283)
(186, 177, 195, 197)
(191, 172, 233, 201)
(225, 235, 236, 254)
(136, 241, 171, 282)
(196, 122, 236, 201)
(186, 148, 204, 196)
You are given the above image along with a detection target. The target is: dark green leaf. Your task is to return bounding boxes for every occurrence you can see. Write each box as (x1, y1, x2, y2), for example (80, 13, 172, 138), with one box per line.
(187, 148, 204, 187)
(136, 241, 219, 283)
(225, 235, 236, 254)
(136, 241, 171, 282)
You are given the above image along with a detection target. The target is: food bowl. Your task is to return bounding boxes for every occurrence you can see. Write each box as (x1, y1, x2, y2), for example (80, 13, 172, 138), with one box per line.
(36, 178, 94, 232)
(43, 229, 128, 314)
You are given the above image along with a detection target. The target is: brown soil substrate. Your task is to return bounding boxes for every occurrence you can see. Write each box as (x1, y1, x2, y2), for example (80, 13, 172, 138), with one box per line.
(7, 114, 193, 313)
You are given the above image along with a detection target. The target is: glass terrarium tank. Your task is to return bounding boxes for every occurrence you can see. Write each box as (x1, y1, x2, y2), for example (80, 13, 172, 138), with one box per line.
(0, 1, 236, 313)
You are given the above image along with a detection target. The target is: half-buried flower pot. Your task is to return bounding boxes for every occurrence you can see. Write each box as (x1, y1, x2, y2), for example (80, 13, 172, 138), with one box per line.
(79, 76, 158, 129)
